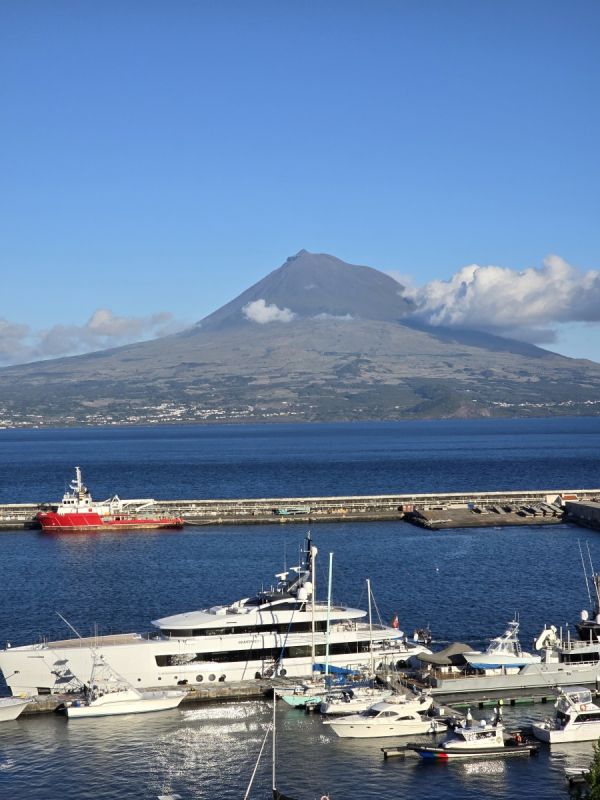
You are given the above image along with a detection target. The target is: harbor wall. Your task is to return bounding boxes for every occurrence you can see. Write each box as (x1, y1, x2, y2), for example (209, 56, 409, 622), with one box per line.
(0, 488, 599, 530)
(565, 500, 600, 531)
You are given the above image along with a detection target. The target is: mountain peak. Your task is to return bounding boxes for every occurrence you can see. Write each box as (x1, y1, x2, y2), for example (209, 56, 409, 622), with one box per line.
(198, 250, 413, 331)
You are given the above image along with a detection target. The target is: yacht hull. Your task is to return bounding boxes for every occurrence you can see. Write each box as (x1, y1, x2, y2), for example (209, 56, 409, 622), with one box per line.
(66, 690, 184, 718)
(326, 718, 444, 739)
(428, 662, 600, 696)
(0, 632, 425, 696)
(0, 697, 30, 722)
(531, 722, 600, 743)
(413, 744, 539, 759)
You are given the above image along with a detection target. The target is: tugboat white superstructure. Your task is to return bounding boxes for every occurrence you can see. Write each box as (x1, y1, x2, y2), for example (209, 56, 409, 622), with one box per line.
(0, 534, 429, 696)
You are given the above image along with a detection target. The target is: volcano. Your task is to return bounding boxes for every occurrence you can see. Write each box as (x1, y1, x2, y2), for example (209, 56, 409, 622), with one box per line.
(1, 250, 599, 426)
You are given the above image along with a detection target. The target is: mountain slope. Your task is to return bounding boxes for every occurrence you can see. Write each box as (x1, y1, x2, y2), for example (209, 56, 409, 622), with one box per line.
(1, 250, 599, 426)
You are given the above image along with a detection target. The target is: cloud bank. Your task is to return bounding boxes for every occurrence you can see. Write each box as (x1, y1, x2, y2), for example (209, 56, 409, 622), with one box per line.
(0, 308, 181, 366)
(405, 255, 600, 344)
(243, 299, 296, 324)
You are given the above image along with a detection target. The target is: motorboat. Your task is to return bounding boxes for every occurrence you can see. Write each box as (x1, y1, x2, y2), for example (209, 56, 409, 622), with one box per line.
(0, 534, 430, 696)
(412, 707, 539, 759)
(64, 653, 185, 718)
(320, 685, 393, 715)
(0, 696, 31, 722)
(323, 693, 443, 739)
(532, 686, 600, 743)
(463, 620, 541, 669)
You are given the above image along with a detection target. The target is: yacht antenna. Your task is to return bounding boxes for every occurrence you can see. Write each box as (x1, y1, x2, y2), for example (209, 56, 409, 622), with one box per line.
(578, 540, 593, 607)
(56, 612, 84, 640)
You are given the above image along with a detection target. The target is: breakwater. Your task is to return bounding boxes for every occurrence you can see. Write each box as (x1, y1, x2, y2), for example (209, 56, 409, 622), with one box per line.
(1, 487, 599, 529)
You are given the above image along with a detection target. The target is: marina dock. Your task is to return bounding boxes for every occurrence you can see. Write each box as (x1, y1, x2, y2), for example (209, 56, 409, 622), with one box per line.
(1, 488, 599, 530)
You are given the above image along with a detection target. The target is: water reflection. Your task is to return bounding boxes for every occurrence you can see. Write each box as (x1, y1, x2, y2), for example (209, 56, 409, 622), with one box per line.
(0, 696, 592, 800)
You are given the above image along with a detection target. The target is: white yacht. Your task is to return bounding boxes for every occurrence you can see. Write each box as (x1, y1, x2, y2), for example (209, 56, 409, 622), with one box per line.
(0, 535, 429, 697)
(463, 619, 541, 669)
(532, 686, 600, 743)
(323, 692, 443, 738)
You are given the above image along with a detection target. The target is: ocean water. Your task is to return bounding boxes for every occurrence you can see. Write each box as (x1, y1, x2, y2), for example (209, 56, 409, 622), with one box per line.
(1, 418, 600, 800)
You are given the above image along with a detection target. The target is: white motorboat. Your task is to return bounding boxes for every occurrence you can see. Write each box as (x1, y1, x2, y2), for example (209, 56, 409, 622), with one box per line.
(532, 686, 600, 743)
(412, 707, 539, 759)
(463, 619, 541, 670)
(64, 653, 185, 718)
(323, 693, 443, 738)
(0, 534, 430, 696)
(320, 685, 393, 715)
(0, 697, 30, 722)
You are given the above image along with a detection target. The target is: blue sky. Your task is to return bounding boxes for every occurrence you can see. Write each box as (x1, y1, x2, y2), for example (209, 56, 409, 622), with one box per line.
(1, 1, 599, 363)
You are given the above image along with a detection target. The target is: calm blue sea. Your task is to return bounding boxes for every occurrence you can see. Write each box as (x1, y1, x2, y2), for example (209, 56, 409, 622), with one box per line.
(1, 418, 600, 800)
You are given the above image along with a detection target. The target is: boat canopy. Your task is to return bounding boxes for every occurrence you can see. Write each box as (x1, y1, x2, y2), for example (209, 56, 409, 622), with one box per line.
(312, 663, 361, 675)
(417, 642, 472, 666)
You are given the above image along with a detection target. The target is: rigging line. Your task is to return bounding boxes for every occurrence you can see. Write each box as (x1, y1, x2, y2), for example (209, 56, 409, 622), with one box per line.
(587, 541, 596, 580)
(243, 722, 272, 800)
(578, 540, 593, 607)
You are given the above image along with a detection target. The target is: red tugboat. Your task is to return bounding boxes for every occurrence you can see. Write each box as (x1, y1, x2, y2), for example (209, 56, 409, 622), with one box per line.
(36, 467, 184, 532)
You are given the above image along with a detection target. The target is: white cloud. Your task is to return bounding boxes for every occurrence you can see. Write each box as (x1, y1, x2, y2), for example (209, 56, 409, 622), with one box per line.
(406, 255, 600, 344)
(0, 308, 183, 366)
(242, 299, 296, 324)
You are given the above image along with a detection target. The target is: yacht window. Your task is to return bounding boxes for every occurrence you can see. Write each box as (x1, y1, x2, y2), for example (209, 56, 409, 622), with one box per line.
(208, 674, 216, 681)
(196, 675, 203, 682)
(577, 712, 600, 722)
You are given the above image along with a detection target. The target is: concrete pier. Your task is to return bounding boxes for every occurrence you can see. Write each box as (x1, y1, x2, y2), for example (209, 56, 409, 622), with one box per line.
(565, 500, 600, 531)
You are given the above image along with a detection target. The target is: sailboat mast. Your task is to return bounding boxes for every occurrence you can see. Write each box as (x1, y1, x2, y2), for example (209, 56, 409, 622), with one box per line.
(366, 578, 374, 675)
(271, 698, 276, 798)
(310, 543, 317, 673)
(325, 552, 333, 677)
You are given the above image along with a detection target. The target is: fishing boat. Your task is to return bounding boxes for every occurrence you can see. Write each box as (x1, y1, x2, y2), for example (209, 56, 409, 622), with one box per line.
(0, 534, 429, 696)
(463, 619, 541, 669)
(64, 653, 185, 719)
(532, 686, 600, 743)
(323, 692, 443, 739)
(36, 466, 184, 532)
(412, 707, 539, 759)
(0, 697, 31, 722)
